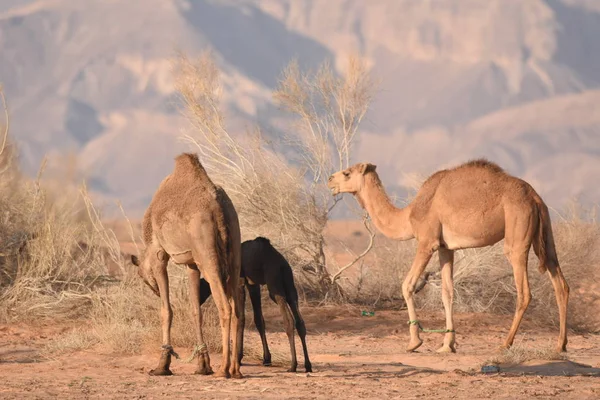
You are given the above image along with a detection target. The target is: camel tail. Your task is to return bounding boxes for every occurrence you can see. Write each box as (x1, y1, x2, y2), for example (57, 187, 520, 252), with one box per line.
(534, 198, 559, 274)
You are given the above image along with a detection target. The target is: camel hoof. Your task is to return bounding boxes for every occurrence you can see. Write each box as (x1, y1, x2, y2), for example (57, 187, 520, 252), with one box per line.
(231, 371, 244, 379)
(194, 367, 214, 376)
(149, 368, 173, 376)
(287, 366, 298, 373)
(406, 340, 423, 353)
(436, 345, 456, 354)
(557, 345, 567, 353)
(305, 364, 313, 373)
(496, 345, 509, 354)
(214, 370, 231, 379)
(262, 361, 272, 367)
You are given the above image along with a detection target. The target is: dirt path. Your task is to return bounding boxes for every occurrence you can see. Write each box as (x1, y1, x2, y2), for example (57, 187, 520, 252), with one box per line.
(2, 307, 600, 399)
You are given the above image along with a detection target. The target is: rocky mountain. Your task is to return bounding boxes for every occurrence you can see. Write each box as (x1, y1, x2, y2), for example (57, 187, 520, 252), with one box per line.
(1, 0, 599, 216)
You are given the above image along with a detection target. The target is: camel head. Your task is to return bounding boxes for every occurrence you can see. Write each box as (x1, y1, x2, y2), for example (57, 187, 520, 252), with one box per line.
(130, 253, 161, 297)
(327, 162, 377, 195)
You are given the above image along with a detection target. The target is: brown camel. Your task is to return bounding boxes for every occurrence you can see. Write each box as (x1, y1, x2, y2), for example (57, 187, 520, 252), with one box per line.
(131, 153, 244, 378)
(199, 236, 312, 373)
(327, 159, 569, 354)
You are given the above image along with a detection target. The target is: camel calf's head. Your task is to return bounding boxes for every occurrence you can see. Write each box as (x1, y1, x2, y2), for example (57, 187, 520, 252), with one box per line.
(130, 253, 162, 297)
(327, 162, 377, 195)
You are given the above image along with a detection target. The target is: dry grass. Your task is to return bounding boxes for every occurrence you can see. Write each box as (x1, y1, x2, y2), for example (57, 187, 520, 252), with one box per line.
(484, 342, 567, 366)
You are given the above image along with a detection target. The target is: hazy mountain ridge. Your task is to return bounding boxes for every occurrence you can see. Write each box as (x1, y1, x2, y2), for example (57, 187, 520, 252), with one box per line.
(1, 0, 599, 215)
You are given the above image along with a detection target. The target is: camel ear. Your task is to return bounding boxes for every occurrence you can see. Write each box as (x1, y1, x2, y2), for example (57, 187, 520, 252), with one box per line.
(131, 255, 140, 266)
(358, 163, 377, 175)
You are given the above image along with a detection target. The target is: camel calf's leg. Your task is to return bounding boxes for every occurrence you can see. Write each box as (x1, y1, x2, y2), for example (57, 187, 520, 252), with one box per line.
(288, 300, 312, 372)
(151, 261, 174, 376)
(402, 245, 433, 352)
(275, 295, 298, 372)
(247, 284, 272, 366)
(437, 247, 456, 353)
(187, 265, 213, 375)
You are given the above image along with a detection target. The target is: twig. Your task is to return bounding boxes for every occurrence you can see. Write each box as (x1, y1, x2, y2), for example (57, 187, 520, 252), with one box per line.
(117, 200, 141, 256)
(330, 215, 375, 284)
(0, 85, 9, 158)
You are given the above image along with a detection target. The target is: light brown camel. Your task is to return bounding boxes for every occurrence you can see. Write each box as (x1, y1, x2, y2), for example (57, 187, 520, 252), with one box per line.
(131, 153, 244, 378)
(327, 159, 569, 354)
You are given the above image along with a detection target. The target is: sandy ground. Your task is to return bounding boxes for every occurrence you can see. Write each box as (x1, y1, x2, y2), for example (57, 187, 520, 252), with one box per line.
(2, 306, 600, 399)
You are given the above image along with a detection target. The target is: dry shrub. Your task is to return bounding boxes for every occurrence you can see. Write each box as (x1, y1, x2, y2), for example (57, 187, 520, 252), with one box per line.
(0, 88, 121, 321)
(174, 51, 376, 298)
(0, 177, 122, 321)
(485, 342, 567, 366)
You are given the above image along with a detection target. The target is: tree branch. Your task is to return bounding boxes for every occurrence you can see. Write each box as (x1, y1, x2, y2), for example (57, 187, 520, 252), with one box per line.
(0, 85, 9, 158)
(330, 215, 375, 284)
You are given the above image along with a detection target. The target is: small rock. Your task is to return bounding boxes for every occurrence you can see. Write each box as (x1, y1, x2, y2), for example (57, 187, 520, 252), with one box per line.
(481, 365, 500, 374)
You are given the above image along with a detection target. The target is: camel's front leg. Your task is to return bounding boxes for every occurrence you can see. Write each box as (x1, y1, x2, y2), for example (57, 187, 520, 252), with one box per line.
(187, 264, 213, 375)
(437, 247, 456, 353)
(150, 261, 174, 376)
(402, 244, 433, 352)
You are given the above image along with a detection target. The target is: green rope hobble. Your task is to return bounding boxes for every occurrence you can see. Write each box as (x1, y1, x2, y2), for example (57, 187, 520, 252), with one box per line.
(183, 343, 208, 363)
(408, 320, 455, 334)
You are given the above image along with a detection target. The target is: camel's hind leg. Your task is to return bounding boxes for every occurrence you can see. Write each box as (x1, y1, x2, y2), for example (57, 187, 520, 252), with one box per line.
(502, 207, 537, 349)
(227, 280, 244, 379)
(288, 300, 312, 372)
(282, 265, 312, 372)
(546, 263, 569, 352)
(187, 264, 213, 375)
(503, 246, 533, 349)
(199, 263, 234, 379)
(236, 284, 246, 365)
(247, 284, 272, 366)
(437, 247, 456, 353)
(273, 294, 298, 372)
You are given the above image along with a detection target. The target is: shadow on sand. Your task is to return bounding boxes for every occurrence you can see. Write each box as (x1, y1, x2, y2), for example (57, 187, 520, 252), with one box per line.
(498, 360, 600, 377)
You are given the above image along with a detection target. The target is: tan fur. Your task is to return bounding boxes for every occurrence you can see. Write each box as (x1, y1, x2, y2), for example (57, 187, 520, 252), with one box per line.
(134, 152, 244, 378)
(328, 158, 569, 354)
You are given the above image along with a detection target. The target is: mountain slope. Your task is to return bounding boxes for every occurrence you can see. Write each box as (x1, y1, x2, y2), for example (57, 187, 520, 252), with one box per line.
(1, 0, 599, 215)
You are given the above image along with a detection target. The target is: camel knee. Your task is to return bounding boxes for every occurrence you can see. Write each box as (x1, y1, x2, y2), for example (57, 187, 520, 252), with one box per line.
(219, 305, 232, 324)
(441, 287, 453, 305)
(517, 291, 532, 311)
(295, 319, 307, 336)
(402, 279, 417, 300)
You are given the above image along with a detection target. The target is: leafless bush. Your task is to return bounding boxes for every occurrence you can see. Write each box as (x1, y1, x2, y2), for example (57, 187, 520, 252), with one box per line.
(484, 342, 566, 366)
(174, 51, 375, 297)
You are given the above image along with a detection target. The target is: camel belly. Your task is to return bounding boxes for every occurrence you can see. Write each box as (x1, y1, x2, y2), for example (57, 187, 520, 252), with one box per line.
(168, 250, 194, 265)
(441, 226, 504, 250)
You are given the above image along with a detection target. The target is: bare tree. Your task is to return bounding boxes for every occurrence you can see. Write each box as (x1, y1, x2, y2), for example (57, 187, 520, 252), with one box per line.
(174, 51, 375, 297)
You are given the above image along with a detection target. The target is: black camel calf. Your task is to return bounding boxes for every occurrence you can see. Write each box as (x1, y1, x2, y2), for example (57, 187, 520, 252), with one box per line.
(199, 236, 312, 373)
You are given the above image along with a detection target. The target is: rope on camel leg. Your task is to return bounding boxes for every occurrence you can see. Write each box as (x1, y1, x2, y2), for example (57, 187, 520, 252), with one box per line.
(161, 344, 180, 360)
(184, 343, 208, 363)
(408, 320, 455, 333)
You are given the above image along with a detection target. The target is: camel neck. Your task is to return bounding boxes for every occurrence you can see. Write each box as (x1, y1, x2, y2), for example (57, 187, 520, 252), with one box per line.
(356, 173, 414, 240)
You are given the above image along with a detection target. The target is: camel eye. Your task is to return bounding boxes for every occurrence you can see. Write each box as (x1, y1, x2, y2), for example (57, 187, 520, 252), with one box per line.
(343, 171, 350, 178)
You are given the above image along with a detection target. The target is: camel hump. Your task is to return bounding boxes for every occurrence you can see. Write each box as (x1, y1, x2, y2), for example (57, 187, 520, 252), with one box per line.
(172, 152, 214, 186)
(459, 158, 505, 174)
